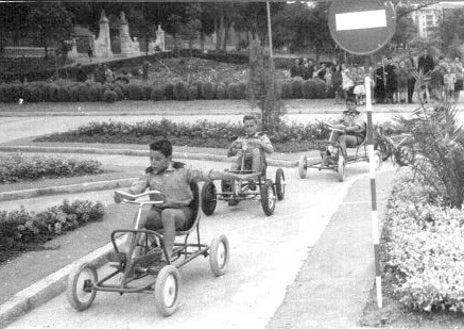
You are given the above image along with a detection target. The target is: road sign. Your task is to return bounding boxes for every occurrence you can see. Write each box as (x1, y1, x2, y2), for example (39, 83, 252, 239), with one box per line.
(328, 0, 396, 55)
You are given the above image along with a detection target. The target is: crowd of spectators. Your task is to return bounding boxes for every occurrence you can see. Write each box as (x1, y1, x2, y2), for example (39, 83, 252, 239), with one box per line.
(289, 48, 464, 105)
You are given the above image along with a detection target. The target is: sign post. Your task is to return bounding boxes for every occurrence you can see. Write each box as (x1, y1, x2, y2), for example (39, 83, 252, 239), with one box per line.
(328, 0, 396, 309)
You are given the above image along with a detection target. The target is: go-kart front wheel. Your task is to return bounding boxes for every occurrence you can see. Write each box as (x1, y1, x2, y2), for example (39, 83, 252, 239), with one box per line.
(209, 234, 230, 277)
(337, 155, 345, 182)
(66, 263, 98, 311)
(275, 168, 285, 200)
(260, 180, 276, 216)
(298, 155, 307, 179)
(154, 265, 181, 317)
(201, 181, 217, 216)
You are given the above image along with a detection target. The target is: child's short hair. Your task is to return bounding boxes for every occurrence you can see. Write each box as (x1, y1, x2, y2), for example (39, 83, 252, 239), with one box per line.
(243, 114, 258, 123)
(346, 97, 357, 105)
(150, 139, 172, 157)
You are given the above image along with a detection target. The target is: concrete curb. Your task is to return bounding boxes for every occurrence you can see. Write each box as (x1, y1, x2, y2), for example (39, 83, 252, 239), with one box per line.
(0, 241, 116, 329)
(0, 178, 135, 201)
(0, 145, 300, 168)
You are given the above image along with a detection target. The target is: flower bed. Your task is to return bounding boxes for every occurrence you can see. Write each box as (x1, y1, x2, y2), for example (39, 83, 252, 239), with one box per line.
(34, 119, 332, 152)
(0, 153, 103, 183)
(382, 171, 464, 313)
(0, 199, 105, 264)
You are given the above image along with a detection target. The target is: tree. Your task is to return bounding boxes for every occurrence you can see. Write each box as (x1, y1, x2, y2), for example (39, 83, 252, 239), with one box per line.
(26, 3, 73, 59)
(247, 38, 285, 133)
(390, 5, 418, 49)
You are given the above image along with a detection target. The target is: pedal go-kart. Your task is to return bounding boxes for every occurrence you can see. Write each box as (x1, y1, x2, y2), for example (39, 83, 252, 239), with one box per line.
(200, 141, 286, 217)
(66, 183, 229, 317)
(298, 122, 388, 182)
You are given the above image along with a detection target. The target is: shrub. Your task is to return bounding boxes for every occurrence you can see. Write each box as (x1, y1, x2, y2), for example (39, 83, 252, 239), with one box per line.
(173, 81, 189, 101)
(302, 80, 317, 99)
(188, 85, 199, 100)
(102, 89, 118, 103)
(57, 85, 70, 102)
(88, 84, 102, 102)
(127, 83, 145, 100)
(112, 85, 124, 101)
(151, 87, 164, 101)
(201, 82, 216, 99)
(0, 153, 103, 183)
(164, 83, 174, 100)
(2, 84, 22, 102)
(143, 85, 153, 100)
(69, 85, 80, 102)
(49, 84, 60, 102)
(291, 79, 304, 98)
(280, 81, 293, 99)
(314, 79, 328, 99)
(237, 81, 246, 98)
(227, 83, 241, 99)
(216, 83, 226, 99)
(382, 172, 464, 313)
(77, 83, 89, 102)
(0, 199, 105, 263)
(191, 81, 203, 99)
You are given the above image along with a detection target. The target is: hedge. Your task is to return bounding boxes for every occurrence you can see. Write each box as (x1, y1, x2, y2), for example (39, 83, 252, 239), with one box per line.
(0, 77, 334, 103)
(382, 172, 464, 313)
(0, 153, 103, 183)
(0, 199, 105, 264)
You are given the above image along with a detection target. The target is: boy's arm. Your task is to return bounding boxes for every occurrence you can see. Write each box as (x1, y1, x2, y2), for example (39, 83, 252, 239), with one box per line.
(227, 138, 241, 158)
(114, 174, 148, 203)
(259, 134, 274, 154)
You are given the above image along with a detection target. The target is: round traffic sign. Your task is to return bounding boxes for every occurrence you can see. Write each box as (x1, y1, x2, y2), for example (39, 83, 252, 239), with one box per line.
(328, 0, 396, 55)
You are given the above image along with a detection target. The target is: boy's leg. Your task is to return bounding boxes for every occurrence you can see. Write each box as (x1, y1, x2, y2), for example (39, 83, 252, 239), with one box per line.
(160, 208, 191, 260)
(230, 154, 242, 171)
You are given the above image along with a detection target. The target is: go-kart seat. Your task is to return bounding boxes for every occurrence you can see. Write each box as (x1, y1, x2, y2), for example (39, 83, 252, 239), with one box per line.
(176, 182, 201, 236)
(238, 149, 268, 177)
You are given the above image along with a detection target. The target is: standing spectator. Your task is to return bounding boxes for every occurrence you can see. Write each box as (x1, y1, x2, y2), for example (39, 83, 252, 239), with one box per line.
(302, 58, 314, 80)
(104, 64, 115, 83)
(353, 66, 366, 105)
(374, 62, 385, 104)
(290, 58, 302, 78)
(406, 50, 417, 103)
(451, 56, 463, 102)
(430, 62, 446, 102)
(341, 64, 354, 99)
(142, 61, 151, 81)
(316, 63, 327, 81)
(75, 63, 87, 82)
(331, 64, 343, 104)
(443, 64, 456, 102)
(384, 57, 397, 103)
(418, 48, 435, 102)
(396, 60, 409, 103)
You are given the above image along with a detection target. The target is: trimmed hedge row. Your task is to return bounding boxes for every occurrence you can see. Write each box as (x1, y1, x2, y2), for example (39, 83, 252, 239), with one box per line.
(0, 153, 103, 183)
(34, 119, 332, 153)
(382, 172, 464, 313)
(0, 199, 105, 264)
(0, 77, 328, 103)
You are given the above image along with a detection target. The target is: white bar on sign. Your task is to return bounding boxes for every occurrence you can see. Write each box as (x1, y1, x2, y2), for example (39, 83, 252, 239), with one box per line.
(335, 10, 387, 31)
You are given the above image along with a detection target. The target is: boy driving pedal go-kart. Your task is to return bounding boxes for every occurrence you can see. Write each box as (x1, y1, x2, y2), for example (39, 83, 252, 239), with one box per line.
(200, 115, 285, 216)
(323, 97, 366, 165)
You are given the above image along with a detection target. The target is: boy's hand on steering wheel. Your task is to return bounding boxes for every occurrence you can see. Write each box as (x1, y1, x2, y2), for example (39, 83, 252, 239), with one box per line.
(114, 192, 123, 204)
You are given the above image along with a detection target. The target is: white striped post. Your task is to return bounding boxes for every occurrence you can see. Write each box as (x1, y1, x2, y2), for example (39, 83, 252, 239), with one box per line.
(364, 76, 382, 308)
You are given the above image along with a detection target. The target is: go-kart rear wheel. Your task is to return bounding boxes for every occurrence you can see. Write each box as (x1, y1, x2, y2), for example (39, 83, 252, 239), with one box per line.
(373, 150, 382, 170)
(298, 155, 308, 179)
(66, 263, 98, 312)
(275, 168, 285, 200)
(201, 181, 217, 216)
(209, 234, 230, 277)
(337, 155, 345, 182)
(154, 265, 181, 317)
(261, 180, 276, 216)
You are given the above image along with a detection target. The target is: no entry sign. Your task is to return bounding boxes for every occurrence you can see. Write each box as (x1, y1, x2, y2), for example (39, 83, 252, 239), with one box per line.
(328, 0, 396, 55)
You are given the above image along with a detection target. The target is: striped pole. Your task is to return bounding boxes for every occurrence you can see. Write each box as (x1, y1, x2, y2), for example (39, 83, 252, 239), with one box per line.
(365, 75, 382, 308)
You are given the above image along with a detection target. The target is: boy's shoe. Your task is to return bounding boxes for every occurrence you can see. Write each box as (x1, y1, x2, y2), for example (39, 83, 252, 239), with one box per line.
(228, 199, 239, 206)
(248, 180, 257, 191)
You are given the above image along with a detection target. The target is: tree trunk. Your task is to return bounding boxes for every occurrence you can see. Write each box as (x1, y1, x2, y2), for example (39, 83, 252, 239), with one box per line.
(219, 9, 225, 50)
(222, 22, 230, 52)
